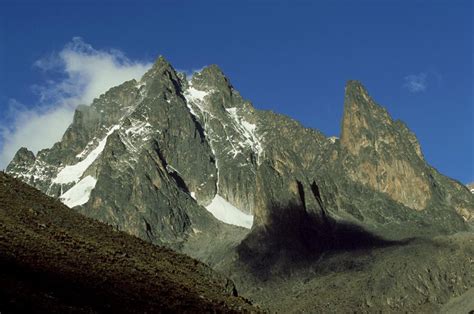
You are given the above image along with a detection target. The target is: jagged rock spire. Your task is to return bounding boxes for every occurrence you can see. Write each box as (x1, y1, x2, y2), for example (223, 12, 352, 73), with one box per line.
(341, 80, 391, 154)
(6, 147, 35, 173)
(140, 55, 182, 92)
(339, 80, 433, 210)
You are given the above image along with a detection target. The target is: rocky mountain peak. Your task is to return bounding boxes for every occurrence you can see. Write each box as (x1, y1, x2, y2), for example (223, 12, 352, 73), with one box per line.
(140, 55, 182, 95)
(340, 80, 423, 158)
(150, 55, 174, 72)
(344, 80, 372, 100)
(188, 65, 238, 102)
(140, 55, 175, 83)
(339, 81, 435, 210)
(341, 80, 390, 154)
(6, 147, 35, 173)
(10, 147, 35, 164)
(192, 65, 229, 86)
(5, 59, 473, 258)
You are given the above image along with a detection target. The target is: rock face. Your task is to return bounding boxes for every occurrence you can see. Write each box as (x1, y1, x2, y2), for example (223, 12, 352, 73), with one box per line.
(327, 81, 473, 230)
(6, 56, 474, 254)
(341, 81, 429, 210)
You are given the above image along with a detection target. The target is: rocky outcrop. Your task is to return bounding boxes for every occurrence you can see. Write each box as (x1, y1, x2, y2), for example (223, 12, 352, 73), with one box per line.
(321, 82, 473, 234)
(340, 81, 430, 210)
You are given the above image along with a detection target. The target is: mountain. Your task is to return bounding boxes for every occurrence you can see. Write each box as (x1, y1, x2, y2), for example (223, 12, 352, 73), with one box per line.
(6, 56, 474, 312)
(7, 57, 473, 242)
(0, 171, 257, 313)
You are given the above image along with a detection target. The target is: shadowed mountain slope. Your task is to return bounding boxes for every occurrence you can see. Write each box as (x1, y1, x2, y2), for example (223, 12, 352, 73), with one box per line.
(0, 172, 258, 313)
(229, 232, 474, 313)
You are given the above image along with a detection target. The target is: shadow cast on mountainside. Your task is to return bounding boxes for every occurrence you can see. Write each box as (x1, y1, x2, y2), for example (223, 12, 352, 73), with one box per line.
(236, 202, 412, 280)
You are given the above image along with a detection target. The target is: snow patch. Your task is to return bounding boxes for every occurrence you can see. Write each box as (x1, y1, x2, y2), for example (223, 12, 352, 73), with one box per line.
(54, 126, 119, 184)
(328, 136, 339, 143)
(226, 107, 238, 115)
(183, 82, 216, 118)
(15, 159, 52, 183)
(125, 119, 152, 137)
(118, 118, 155, 159)
(186, 86, 208, 102)
(225, 107, 263, 163)
(60, 175, 97, 208)
(136, 81, 146, 90)
(183, 83, 220, 188)
(205, 194, 253, 229)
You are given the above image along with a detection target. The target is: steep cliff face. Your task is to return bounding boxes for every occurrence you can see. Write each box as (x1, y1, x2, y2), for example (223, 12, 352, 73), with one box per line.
(340, 81, 430, 210)
(182, 65, 262, 213)
(236, 82, 472, 271)
(334, 81, 473, 226)
(308, 81, 473, 238)
(6, 57, 473, 254)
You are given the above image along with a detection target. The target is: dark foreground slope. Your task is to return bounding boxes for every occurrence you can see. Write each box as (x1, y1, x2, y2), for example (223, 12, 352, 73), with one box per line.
(0, 172, 257, 313)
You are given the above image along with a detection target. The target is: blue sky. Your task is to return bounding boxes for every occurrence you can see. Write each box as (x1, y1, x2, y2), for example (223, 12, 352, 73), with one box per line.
(0, 0, 472, 183)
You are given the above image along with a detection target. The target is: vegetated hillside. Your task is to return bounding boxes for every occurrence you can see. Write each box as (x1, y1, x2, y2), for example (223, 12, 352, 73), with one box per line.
(0, 172, 258, 313)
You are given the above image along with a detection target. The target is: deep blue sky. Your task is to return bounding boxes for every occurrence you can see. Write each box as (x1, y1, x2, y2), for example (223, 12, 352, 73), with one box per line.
(0, 0, 472, 183)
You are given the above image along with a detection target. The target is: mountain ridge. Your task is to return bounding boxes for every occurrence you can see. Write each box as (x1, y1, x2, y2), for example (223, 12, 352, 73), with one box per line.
(7, 56, 473, 243)
(5, 55, 474, 312)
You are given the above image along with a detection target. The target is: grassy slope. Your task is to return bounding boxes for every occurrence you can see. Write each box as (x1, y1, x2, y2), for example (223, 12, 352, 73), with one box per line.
(0, 172, 258, 313)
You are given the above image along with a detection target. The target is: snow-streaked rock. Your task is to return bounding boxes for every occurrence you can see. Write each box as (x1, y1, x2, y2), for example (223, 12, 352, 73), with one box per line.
(55, 126, 119, 184)
(225, 106, 263, 162)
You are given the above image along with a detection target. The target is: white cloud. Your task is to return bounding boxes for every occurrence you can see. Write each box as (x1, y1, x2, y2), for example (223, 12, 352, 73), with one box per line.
(0, 37, 152, 169)
(404, 72, 428, 93)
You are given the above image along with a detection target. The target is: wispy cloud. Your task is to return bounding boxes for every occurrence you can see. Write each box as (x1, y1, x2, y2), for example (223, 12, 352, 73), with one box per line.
(403, 72, 428, 93)
(0, 37, 152, 169)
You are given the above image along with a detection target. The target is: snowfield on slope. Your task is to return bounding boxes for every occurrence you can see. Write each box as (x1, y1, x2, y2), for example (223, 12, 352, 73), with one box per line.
(205, 194, 253, 229)
(60, 175, 97, 208)
(54, 126, 120, 184)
